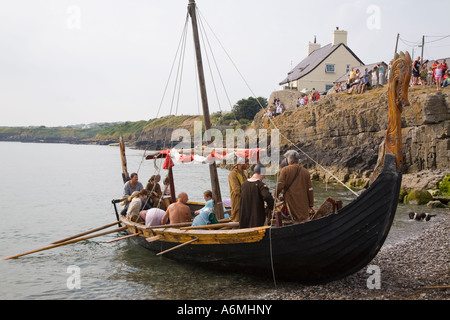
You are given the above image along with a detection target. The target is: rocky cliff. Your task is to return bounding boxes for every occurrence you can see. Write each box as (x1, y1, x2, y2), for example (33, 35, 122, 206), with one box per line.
(254, 86, 450, 191)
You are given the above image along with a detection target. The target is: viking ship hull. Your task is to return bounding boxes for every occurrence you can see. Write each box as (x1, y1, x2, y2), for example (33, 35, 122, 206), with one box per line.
(119, 153, 400, 284)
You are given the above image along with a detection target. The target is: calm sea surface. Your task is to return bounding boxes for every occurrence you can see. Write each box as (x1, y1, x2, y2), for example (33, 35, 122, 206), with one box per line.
(0, 141, 446, 300)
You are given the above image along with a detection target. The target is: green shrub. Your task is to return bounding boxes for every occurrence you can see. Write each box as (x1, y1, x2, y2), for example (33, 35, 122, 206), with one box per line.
(398, 188, 408, 203)
(437, 174, 450, 196)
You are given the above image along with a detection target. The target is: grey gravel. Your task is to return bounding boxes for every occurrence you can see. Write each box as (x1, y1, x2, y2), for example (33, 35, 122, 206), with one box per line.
(260, 213, 449, 300)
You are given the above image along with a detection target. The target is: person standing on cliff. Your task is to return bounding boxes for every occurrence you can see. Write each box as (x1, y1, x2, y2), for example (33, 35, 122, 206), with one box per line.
(228, 160, 249, 222)
(275, 150, 315, 223)
(412, 57, 421, 85)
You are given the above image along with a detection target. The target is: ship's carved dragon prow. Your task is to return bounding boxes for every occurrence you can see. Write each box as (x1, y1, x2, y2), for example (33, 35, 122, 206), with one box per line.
(370, 51, 412, 184)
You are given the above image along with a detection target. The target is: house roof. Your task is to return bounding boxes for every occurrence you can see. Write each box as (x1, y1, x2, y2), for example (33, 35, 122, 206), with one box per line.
(333, 61, 388, 83)
(279, 43, 364, 85)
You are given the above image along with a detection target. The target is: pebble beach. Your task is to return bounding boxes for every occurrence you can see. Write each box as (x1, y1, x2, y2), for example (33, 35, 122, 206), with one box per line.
(261, 213, 449, 300)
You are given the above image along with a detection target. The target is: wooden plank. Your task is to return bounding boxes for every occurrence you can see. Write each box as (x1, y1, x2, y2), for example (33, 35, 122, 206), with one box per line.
(152, 226, 269, 245)
(180, 222, 239, 230)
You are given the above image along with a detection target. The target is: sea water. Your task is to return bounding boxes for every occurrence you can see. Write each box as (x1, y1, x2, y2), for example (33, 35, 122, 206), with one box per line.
(0, 141, 445, 299)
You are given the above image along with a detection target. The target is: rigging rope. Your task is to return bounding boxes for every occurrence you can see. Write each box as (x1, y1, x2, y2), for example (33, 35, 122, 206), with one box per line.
(136, 13, 191, 174)
(196, 8, 359, 197)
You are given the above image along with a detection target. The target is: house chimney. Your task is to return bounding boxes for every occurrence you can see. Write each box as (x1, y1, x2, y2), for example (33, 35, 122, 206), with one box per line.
(332, 28, 347, 46)
(307, 35, 321, 55)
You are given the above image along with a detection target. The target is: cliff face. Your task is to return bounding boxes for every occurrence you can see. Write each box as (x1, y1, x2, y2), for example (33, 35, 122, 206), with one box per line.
(134, 116, 202, 149)
(254, 86, 450, 189)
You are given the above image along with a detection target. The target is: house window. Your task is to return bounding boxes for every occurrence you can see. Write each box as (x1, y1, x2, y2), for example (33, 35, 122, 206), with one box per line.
(346, 64, 350, 72)
(325, 84, 334, 91)
(325, 64, 335, 73)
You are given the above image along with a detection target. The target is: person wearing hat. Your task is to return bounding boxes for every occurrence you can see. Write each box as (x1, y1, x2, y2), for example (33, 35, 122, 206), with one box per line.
(239, 162, 274, 229)
(275, 150, 315, 223)
(228, 160, 249, 222)
(126, 189, 149, 223)
(145, 174, 162, 208)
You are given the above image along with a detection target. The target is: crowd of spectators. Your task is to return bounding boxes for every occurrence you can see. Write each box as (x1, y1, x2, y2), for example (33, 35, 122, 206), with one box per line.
(413, 58, 448, 91)
(263, 89, 322, 118)
(334, 63, 386, 95)
(264, 57, 449, 118)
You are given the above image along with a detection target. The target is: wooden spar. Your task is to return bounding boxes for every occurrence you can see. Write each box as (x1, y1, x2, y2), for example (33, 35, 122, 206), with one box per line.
(3, 226, 127, 260)
(51, 221, 122, 244)
(188, 0, 224, 219)
(168, 166, 176, 203)
(119, 136, 130, 183)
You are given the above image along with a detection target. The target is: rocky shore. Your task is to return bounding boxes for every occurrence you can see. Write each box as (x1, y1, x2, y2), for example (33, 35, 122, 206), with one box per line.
(261, 213, 449, 300)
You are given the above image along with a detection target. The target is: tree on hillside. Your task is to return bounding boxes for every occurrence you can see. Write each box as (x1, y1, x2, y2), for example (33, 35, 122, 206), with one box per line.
(232, 96, 267, 120)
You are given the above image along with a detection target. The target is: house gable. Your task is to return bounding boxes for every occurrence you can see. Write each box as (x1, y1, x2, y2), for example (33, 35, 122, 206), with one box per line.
(280, 43, 364, 86)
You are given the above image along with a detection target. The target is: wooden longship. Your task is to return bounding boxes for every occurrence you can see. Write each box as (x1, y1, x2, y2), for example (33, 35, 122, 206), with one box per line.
(114, 0, 412, 284)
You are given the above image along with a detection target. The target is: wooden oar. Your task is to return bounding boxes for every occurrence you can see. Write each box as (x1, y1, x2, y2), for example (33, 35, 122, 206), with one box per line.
(106, 232, 141, 243)
(146, 235, 161, 243)
(3, 226, 127, 260)
(52, 221, 122, 244)
(156, 237, 198, 256)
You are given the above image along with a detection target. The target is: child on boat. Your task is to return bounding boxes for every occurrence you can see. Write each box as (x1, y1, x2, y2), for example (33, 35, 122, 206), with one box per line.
(192, 190, 221, 227)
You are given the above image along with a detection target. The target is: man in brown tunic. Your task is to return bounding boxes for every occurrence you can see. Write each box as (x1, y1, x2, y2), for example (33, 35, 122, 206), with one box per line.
(275, 150, 315, 222)
(228, 161, 248, 222)
(239, 163, 274, 228)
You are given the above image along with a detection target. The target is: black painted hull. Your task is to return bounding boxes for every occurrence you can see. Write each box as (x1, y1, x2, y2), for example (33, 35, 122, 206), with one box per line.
(131, 154, 400, 284)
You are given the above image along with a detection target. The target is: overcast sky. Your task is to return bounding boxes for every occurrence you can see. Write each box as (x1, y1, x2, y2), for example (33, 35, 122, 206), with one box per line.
(1, 0, 449, 127)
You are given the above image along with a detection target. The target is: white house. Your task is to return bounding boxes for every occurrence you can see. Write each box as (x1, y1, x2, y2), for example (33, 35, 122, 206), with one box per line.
(279, 28, 364, 93)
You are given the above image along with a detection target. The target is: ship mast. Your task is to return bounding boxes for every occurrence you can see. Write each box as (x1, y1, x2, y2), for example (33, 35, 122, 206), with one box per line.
(188, 0, 224, 219)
